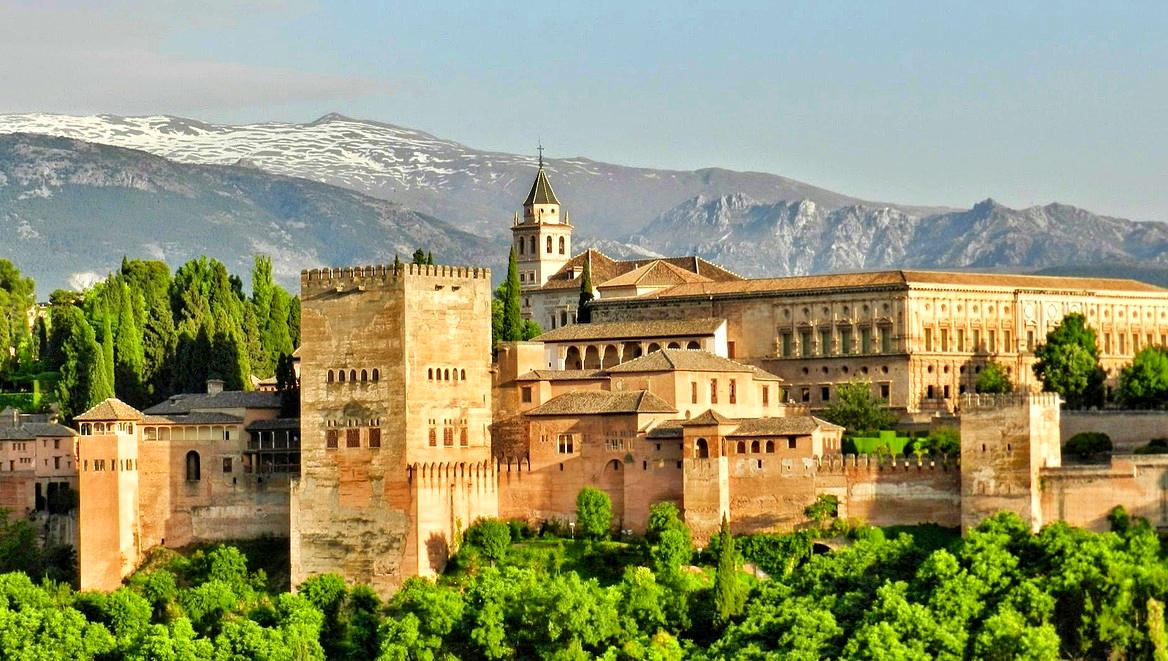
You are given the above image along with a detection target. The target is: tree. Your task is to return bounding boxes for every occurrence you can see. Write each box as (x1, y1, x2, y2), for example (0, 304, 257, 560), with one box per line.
(577, 258, 594, 324)
(976, 361, 1013, 394)
(575, 487, 613, 540)
(51, 305, 105, 419)
(711, 516, 746, 628)
(1033, 312, 1106, 408)
(820, 380, 898, 433)
(411, 249, 428, 265)
(500, 247, 523, 343)
(1117, 346, 1168, 408)
(804, 494, 839, 525)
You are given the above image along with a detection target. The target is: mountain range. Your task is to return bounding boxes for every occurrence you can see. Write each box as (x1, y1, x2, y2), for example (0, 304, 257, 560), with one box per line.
(0, 112, 1166, 292)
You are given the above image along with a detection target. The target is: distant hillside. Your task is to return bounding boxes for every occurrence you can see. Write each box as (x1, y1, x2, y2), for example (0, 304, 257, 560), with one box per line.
(629, 195, 1168, 277)
(0, 113, 950, 241)
(0, 133, 501, 292)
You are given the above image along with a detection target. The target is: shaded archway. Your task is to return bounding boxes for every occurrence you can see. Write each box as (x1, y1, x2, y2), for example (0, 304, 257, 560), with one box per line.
(647, 342, 661, 353)
(601, 345, 619, 368)
(695, 438, 709, 459)
(583, 346, 602, 369)
(686, 341, 701, 350)
(667, 341, 681, 349)
(565, 347, 583, 370)
(622, 342, 642, 361)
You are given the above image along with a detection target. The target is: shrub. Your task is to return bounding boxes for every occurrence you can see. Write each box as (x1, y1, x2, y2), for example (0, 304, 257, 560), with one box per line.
(1133, 438, 1168, 455)
(465, 518, 511, 563)
(1064, 432, 1113, 459)
(805, 494, 839, 524)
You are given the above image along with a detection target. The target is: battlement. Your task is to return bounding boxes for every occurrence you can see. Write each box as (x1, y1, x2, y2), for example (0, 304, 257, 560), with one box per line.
(960, 392, 1062, 411)
(816, 453, 957, 474)
(300, 263, 491, 294)
(408, 460, 497, 488)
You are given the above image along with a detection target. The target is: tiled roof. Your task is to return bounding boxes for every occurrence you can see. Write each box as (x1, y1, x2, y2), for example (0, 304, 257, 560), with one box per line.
(515, 369, 608, 382)
(598, 260, 713, 289)
(682, 410, 734, 426)
(75, 398, 143, 421)
(0, 427, 35, 440)
(536, 250, 741, 292)
(523, 167, 560, 206)
(143, 391, 282, 415)
(535, 319, 724, 343)
(618, 269, 1167, 301)
(727, 416, 843, 436)
(526, 390, 676, 416)
(645, 420, 685, 438)
(247, 418, 301, 431)
(23, 422, 79, 437)
(607, 349, 783, 381)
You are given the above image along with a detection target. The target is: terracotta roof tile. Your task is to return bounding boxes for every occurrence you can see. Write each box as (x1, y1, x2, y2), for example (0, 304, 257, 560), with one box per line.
(598, 260, 713, 289)
(681, 410, 735, 426)
(607, 349, 782, 381)
(515, 369, 608, 382)
(75, 398, 143, 421)
(526, 390, 677, 416)
(535, 319, 724, 343)
(727, 416, 843, 436)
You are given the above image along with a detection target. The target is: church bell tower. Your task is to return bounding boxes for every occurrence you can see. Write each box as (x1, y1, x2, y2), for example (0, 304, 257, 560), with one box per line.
(511, 147, 572, 295)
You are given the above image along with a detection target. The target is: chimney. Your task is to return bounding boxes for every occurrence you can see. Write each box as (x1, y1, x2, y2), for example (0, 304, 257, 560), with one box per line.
(206, 379, 225, 395)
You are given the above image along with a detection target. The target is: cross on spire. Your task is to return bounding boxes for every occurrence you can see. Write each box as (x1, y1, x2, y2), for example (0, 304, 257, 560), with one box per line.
(537, 140, 544, 168)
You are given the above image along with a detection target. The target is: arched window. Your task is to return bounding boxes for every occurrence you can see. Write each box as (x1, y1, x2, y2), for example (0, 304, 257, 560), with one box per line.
(607, 459, 622, 471)
(751, 440, 761, 453)
(185, 451, 201, 481)
(765, 440, 775, 453)
(546, 236, 553, 253)
(559, 237, 565, 254)
(452, 370, 458, 381)
(460, 369, 466, 380)
(667, 342, 681, 349)
(686, 341, 701, 350)
(444, 368, 450, 381)
(372, 369, 379, 382)
(518, 239, 525, 255)
(327, 370, 334, 383)
(736, 440, 746, 454)
(428, 368, 433, 380)
(695, 438, 709, 459)
(529, 236, 536, 254)
(361, 369, 368, 382)
(349, 369, 356, 382)
(338, 370, 346, 383)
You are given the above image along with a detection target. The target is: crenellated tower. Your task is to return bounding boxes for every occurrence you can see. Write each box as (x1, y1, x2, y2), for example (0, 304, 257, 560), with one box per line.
(511, 149, 572, 296)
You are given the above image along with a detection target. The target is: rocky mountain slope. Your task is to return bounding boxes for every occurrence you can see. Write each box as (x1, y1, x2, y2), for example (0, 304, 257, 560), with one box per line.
(0, 133, 499, 292)
(630, 195, 1168, 277)
(0, 113, 947, 240)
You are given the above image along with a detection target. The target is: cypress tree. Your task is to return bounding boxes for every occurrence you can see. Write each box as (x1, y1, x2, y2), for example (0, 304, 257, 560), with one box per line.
(94, 315, 115, 401)
(113, 282, 145, 405)
(577, 257, 594, 324)
(502, 247, 523, 342)
(712, 515, 746, 628)
(52, 306, 103, 419)
(426, 251, 434, 265)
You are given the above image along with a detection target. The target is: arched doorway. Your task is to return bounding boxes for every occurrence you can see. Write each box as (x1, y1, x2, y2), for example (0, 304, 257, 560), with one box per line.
(596, 459, 625, 533)
(695, 438, 709, 459)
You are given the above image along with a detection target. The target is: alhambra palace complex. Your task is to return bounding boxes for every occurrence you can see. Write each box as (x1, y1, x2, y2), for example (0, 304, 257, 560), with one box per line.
(7, 165, 1168, 595)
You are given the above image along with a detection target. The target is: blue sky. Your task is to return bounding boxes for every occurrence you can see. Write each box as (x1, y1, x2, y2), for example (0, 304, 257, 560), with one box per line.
(1, 1, 1165, 220)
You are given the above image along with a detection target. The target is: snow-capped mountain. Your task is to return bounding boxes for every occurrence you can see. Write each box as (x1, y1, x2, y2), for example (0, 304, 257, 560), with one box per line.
(632, 195, 1168, 276)
(0, 112, 945, 240)
(0, 133, 500, 292)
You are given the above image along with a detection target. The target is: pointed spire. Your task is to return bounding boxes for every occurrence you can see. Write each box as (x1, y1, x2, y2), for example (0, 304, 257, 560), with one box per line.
(523, 155, 560, 207)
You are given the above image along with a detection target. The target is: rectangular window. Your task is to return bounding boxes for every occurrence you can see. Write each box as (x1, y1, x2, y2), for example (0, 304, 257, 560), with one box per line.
(710, 379, 718, 404)
(881, 327, 892, 353)
(521, 387, 533, 403)
(53, 439, 60, 450)
(973, 329, 982, 352)
(941, 328, 949, 352)
(557, 434, 574, 454)
(762, 386, 769, 406)
(801, 387, 811, 403)
(729, 379, 737, 404)
(781, 333, 792, 357)
(820, 329, 832, 356)
(443, 427, 454, 447)
(1119, 333, 1127, 354)
(54, 456, 60, 470)
(957, 329, 965, 352)
(1104, 333, 1112, 354)
(369, 428, 381, 449)
(943, 385, 951, 399)
(860, 327, 872, 354)
(927, 385, 935, 399)
(989, 330, 997, 353)
(1005, 330, 1013, 352)
(223, 457, 232, 473)
(326, 430, 338, 449)
(787, 438, 797, 450)
(691, 382, 698, 404)
(800, 331, 812, 358)
(346, 428, 360, 448)
(1027, 330, 1036, 352)
(880, 384, 890, 400)
(728, 341, 736, 358)
(821, 386, 830, 402)
(924, 328, 934, 352)
(840, 328, 853, 355)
